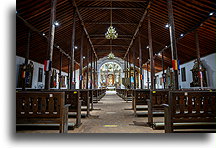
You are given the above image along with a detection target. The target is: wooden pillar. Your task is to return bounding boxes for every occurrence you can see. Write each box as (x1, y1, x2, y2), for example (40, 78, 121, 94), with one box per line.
(90, 49, 93, 89)
(138, 34, 143, 89)
(125, 58, 128, 78)
(93, 54, 96, 89)
(129, 53, 132, 89)
(86, 46, 89, 89)
(74, 60, 76, 88)
(70, 8, 76, 89)
(148, 13, 155, 90)
(167, 0, 179, 90)
(79, 31, 84, 89)
(22, 30, 31, 91)
(133, 48, 136, 89)
(96, 57, 98, 88)
(195, 30, 203, 88)
(147, 62, 150, 89)
(162, 51, 166, 89)
(58, 51, 62, 89)
(67, 58, 70, 89)
(45, 0, 57, 90)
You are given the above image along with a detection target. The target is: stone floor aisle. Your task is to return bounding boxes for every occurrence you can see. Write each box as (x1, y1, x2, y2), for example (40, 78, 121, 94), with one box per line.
(69, 91, 164, 133)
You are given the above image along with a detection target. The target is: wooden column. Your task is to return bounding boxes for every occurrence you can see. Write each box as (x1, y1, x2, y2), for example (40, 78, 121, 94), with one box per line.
(90, 49, 93, 89)
(68, 58, 70, 89)
(45, 0, 57, 90)
(129, 52, 131, 88)
(58, 51, 62, 89)
(93, 54, 96, 89)
(147, 62, 150, 89)
(96, 58, 98, 88)
(79, 31, 84, 89)
(22, 30, 31, 91)
(162, 51, 166, 89)
(167, 0, 179, 90)
(74, 60, 76, 88)
(148, 13, 155, 90)
(125, 57, 128, 78)
(70, 8, 76, 89)
(133, 48, 136, 89)
(86, 46, 89, 89)
(195, 30, 203, 88)
(138, 34, 143, 89)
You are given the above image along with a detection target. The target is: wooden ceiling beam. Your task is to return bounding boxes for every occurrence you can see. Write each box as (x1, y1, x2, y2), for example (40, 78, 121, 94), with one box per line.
(91, 37, 132, 40)
(71, 0, 98, 59)
(78, 6, 145, 10)
(90, 34, 133, 37)
(79, 0, 146, 2)
(93, 44, 129, 48)
(124, 0, 153, 58)
(16, 14, 80, 66)
(85, 22, 138, 25)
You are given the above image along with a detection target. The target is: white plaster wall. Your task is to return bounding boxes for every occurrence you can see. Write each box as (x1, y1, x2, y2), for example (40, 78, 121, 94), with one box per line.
(142, 69, 151, 89)
(16, 56, 69, 89)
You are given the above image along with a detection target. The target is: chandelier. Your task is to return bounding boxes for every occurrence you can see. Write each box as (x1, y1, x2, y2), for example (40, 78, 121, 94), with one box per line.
(105, 26, 118, 39)
(105, 0, 118, 39)
(108, 52, 115, 59)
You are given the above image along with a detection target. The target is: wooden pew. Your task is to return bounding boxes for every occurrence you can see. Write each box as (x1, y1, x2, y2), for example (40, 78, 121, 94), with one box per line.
(16, 91, 70, 133)
(133, 89, 150, 116)
(79, 89, 90, 117)
(89, 89, 94, 110)
(125, 89, 133, 102)
(147, 90, 169, 126)
(162, 90, 216, 133)
(64, 90, 82, 127)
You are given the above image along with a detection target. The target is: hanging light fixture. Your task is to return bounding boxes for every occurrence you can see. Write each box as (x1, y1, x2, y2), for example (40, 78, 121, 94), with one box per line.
(108, 52, 115, 59)
(105, 0, 118, 39)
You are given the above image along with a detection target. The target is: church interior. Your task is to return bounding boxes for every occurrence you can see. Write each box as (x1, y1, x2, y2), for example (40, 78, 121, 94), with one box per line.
(16, 0, 216, 133)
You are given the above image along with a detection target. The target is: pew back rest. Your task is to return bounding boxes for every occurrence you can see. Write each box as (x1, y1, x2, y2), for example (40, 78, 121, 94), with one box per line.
(127, 89, 133, 97)
(169, 91, 216, 121)
(79, 90, 89, 106)
(16, 92, 65, 118)
(151, 90, 169, 106)
(65, 90, 79, 110)
(134, 89, 150, 105)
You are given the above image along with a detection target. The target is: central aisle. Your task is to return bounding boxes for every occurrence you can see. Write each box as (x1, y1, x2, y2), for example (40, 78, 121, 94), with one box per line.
(70, 91, 164, 133)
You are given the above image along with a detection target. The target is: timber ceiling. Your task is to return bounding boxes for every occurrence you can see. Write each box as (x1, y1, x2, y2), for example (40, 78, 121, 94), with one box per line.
(16, 0, 216, 73)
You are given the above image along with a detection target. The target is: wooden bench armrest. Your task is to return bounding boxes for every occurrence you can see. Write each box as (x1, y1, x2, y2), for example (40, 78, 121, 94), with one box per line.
(161, 104, 169, 108)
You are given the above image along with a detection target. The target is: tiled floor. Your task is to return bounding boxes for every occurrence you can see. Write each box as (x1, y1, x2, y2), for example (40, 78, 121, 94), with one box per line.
(69, 91, 164, 133)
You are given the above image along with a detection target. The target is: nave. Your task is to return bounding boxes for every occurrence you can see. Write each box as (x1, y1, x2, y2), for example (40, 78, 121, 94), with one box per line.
(16, 0, 216, 134)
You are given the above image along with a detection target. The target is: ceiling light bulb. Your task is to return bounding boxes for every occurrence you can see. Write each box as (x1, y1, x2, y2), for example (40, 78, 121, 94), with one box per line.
(209, 12, 214, 16)
(75, 46, 78, 49)
(165, 24, 169, 28)
(54, 21, 59, 26)
(180, 34, 184, 37)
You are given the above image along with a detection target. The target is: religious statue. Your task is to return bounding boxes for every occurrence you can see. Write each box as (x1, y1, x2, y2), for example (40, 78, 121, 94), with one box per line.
(50, 69, 57, 88)
(165, 67, 174, 89)
(190, 59, 207, 87)
(17, 61, 34, 88)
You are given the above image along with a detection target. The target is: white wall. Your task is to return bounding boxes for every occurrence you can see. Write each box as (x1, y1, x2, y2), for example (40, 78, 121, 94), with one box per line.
(16, 56, 71, 89)
(155, 53, 216, 89)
